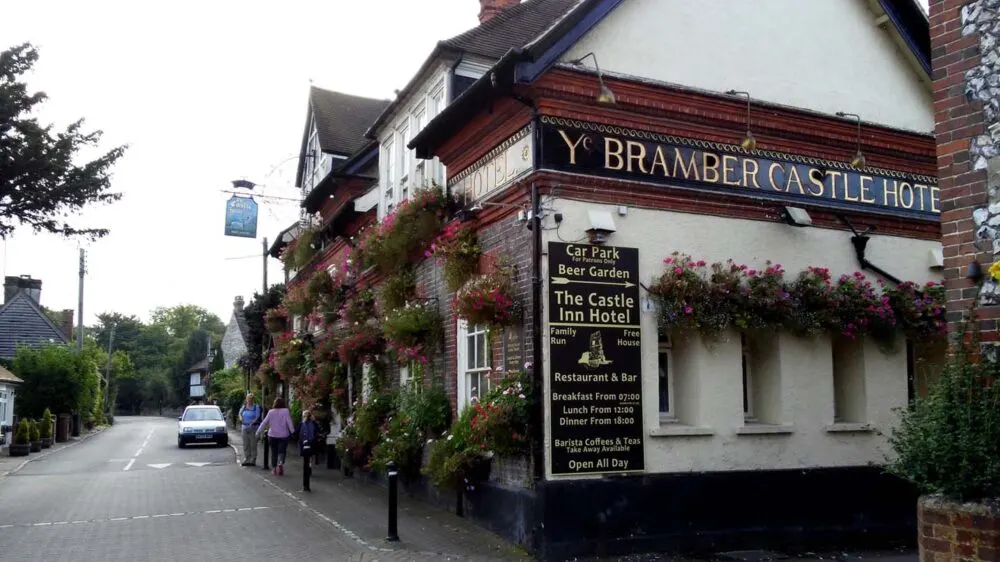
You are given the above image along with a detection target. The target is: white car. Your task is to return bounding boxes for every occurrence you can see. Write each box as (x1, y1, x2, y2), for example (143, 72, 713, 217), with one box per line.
(177, 405, 228, 448)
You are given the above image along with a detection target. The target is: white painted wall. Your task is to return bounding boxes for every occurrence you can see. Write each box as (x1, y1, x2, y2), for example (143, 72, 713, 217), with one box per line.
(562, 0, 933, 133)
(377, 65, 452, 218)
(541, 199, 942, 477)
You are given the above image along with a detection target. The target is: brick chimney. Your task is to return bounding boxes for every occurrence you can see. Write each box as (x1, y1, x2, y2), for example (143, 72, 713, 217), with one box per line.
(4, 275, 42, 304)
(234, 296, 245, 311)
(931, 1, 1000, 338)
(479, 0, 520, 24)
(59, 309, 75, 342)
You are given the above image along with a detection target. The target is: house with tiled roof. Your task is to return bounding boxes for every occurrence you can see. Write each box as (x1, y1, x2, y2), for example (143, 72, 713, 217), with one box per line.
(0, 364, 22, 449)
(0, 276, 71, 361)
(221, 296, 250, 369)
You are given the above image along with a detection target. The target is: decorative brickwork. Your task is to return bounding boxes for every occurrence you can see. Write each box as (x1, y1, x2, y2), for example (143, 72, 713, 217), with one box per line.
(931, 0, 999, 335)
(919, 495, 1000, 561)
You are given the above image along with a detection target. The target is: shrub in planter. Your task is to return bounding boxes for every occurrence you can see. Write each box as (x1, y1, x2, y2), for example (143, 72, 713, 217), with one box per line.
(425, 407, 491, 493)
(427, 222, 481, 291)
(454, 271, 518, 329)
(40, 408, 53, 447)
(10, 419, 30, 456)
(29, 419, 41, 452)
(383, 301, 443, 364)
(468, 370, 531, 457)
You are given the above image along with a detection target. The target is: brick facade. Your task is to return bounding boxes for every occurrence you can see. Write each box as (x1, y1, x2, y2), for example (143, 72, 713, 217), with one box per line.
(930, 0, 1000, 337)
(919, 496, 1000, 561)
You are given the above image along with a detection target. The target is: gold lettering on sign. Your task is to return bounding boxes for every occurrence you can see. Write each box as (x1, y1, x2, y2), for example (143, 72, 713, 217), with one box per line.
(722, 155, 741, 186)
(626, 141, 648, 174)
(702, 152, 720, 184)
(826, 171, 841, 199)
(768, 163, 783, 191)
(785, 166, 805, 195)
(899, 182, 914, 209)
(860, 176, 876, 204)
(558, 130, 585, 165)
(606, 138, 625, 171)
(807, 168, 825, 197)
(930, 186, 941, 213)
(742, 159, 761, 189)
(673, 148, 699, 180)
(915, 184, 929, 212)
(650, 146, 669, 176)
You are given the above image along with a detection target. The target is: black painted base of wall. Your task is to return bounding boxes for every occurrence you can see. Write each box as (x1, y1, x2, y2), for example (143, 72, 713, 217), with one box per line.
(533, 466, 919, 561)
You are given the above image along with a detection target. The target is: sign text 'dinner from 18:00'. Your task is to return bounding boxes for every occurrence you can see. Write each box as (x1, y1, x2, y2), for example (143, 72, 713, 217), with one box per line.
(548, 242, 644, 476)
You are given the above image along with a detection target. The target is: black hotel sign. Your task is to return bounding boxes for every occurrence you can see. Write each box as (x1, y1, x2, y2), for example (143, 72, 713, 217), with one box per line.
(548, 242, 643, 475)
(538, 118, 940, 220)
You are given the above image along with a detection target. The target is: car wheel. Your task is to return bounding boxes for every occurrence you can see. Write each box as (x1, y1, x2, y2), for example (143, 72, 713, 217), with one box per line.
(218, 439, 228, 447)
(177, 438, 185, 449)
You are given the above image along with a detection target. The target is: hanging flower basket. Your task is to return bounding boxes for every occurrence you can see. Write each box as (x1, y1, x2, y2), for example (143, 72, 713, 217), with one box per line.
(428, 222, 481, 291)
(383, 301, 444, 364)
(883, 281, 947, 340)
(360, 187, 448, 273)
(265, 307, 289, 334)
(337, 323, 384, 364)
(454, 272, 519, 328)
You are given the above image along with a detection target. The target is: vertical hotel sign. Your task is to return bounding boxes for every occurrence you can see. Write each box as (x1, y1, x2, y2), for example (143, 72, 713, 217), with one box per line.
(548, 242, 643, 475)
(224, 196, 258, 238)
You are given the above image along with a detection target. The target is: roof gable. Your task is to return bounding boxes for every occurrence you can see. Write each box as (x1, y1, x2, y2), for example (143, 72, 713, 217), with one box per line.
(0, 292, 70, 359)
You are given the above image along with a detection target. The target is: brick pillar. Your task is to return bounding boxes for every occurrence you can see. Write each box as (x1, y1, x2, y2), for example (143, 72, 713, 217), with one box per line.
(931, 0, 999, 338)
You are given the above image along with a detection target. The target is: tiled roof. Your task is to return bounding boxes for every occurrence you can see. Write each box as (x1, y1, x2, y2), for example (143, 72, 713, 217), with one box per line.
(186, 357, 210, 374)
(0, 365, 22, 385)
(441, 0, 583, 59)
(0, 292, 69, 360)
(309, 87, 391, 157)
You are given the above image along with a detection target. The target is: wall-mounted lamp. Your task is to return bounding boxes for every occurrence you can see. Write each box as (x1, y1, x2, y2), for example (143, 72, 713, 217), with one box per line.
(567, 52, 616, 105)
(779, 206, 812, 227)
(835, 111, 867, 169)
(725, 90, 757, 151)
(586, 209, 617, 244)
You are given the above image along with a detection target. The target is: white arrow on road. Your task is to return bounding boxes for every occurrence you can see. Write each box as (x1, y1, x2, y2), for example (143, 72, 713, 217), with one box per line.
(185, 462, 210, 468)
(147, 463, 171, 469)
(550, 276, 635, 288)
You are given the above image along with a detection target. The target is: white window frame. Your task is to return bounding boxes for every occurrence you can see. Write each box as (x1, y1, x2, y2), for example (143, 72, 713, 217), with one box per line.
(657, 335, 675, 422)
(398, 124, 411, 202)
(456, 320, 491, 412)
(382, 138, 396, 216)
(412, 106, 427, 187)
(741, 334, 755, 421)
(400, 362, 412, 389)
(429, 82, 447, 187)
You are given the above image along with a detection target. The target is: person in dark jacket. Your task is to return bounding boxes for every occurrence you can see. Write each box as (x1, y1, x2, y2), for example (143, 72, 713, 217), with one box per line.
(298, 410, 320, 492)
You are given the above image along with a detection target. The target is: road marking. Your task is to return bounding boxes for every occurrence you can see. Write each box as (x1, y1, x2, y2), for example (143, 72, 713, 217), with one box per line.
(133, 428, 155, 458)
(123, 459, 135, 471)
(147, 463, 171, 469)
(0, 506, 276, 530)
(185, 462, 210, 467)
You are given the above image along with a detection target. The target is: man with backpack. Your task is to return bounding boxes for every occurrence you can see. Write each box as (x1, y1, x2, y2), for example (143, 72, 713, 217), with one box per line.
(238, 393, 262, 466)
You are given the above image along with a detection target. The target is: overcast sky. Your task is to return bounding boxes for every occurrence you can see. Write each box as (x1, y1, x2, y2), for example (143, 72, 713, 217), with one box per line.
(1, 0, 479, 326)
(0, 0, 933, 326)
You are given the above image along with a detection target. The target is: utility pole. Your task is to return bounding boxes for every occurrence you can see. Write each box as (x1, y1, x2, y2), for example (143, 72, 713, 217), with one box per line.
(104, 324, 115, 413)
(261, 235, 270, 470)
(77, 248, 86, 349)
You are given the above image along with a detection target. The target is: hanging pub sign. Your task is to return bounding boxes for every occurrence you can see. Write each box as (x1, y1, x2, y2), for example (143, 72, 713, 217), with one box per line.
(538, 116, 940, 220)
(548, 242, 644, 476)
(224, 196, 258, 238)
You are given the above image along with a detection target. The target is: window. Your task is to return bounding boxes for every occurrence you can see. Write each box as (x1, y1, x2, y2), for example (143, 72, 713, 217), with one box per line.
(658, 334, 674, 421)
(399, 125, 411, 202)
(457, 321, 491, 411)
(741, 334, 754, 421)
(413, 109, 427, 186)
(383, 139, 395, 215)
(400, 363, 411, 389)
(832, 336, 866, 423)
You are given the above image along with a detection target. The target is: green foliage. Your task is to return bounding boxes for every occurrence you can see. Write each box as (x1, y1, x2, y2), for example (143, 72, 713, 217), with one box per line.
(383, 302, 443, 364)
(399, 384, 451, 438)
(243, 284, 286, 370)
(425, 407, 487, 492)
(29, 419, 39, 441)
(150, 305, 224, 341)
(358, 187, 448, 273)
(40, 408, 53, 439)
(888, 324, 1000, 502)
(0, 43, 127, 239)
(12, 344, 99, 416)
(370, 384, 452, 480)
(428, 222, 481, 291)
(14, 419, 29, 445)
(207, 367, 246, 424)
(378, 269, 416, 314)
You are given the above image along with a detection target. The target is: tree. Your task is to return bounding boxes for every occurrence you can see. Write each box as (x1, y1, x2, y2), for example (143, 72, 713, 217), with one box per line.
(93, 312, 143, 356)
(0, 43, 127, 239)
(150, 305, 224, 340)
(243, 284, 285, 371)
(12, 344, 98, 416)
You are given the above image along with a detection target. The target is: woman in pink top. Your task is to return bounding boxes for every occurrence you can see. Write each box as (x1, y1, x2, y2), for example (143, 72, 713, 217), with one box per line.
(256, 398, 295, 475)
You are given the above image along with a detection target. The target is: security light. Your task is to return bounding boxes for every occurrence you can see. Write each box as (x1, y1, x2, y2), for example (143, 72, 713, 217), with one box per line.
(780, 206, 812, 227)
(586, 209, 617, 244)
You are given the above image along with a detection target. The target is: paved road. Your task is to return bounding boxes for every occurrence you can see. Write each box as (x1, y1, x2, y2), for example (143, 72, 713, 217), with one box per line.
(0, 416, 382, 561)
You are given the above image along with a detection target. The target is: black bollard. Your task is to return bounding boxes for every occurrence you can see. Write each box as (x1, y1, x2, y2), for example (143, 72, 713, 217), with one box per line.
(386, 460, 399, 542)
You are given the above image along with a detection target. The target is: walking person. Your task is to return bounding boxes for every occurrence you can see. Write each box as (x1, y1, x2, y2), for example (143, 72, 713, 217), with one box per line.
(256, 398, 295, 476)
(298, 410, 320, 492)
(238, 393, 262, 466)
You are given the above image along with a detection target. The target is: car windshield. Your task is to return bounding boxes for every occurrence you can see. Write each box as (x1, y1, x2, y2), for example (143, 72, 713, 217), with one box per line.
(182, 409, 223, 422)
